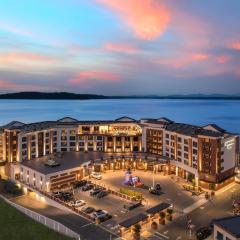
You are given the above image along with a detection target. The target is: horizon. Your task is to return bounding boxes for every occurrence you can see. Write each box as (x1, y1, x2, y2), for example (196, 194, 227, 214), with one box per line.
(0, 0, 240, 95)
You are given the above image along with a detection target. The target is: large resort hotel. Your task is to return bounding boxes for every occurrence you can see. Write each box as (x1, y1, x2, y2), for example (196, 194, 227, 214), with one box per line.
(0, 116, 239, 192)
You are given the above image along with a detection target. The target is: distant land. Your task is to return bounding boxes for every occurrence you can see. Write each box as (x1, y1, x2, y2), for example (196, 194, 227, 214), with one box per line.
(0, 92, 240, 100)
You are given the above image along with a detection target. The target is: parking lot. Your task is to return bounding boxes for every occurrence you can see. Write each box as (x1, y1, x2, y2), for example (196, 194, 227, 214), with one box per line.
(58, 170, 201, 235)
(92, 170, 198, 211)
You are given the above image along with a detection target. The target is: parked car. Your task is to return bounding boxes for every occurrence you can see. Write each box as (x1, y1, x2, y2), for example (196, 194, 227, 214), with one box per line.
(52, 191, 64, 198)
(97, 190, 108, 198)
(70, 200, 86, 207)
(196, 226, 212, 240)
(92, 210, 108, 220)
(81, 206, 95, 214)
(90, 172, 102, 180)
(149, 183, 162, 195)
(82, 184, 94, 191)
(123, 202, 141, 211)
(90, 187, 103, 196)
(73, 180, 87, 188)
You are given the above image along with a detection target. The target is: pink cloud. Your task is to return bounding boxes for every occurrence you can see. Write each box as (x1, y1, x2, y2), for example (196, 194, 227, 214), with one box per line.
(97, 0, 170, 40)
(69, 70, 120, 85)
(230, 41, 240, 50)
(0, 52, 56, 64)
(191, 53, 209, 61)
(0, 79, 47, 91)
(104, 43, 138, 54)
(216, 55, 230, 64)
(0, 22, 32, 37)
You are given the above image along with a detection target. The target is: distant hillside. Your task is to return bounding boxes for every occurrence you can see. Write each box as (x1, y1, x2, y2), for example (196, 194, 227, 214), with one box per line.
(0, 92, 240, 100)
(0, 92, 108, 100)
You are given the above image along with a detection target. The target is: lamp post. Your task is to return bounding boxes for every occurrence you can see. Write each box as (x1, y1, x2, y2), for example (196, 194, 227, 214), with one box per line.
(152, 165, 155, 188)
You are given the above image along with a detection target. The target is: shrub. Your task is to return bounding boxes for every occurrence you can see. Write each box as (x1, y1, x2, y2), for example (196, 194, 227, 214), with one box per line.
(2, 180, 23, 195)
(132, 224, 141, 240)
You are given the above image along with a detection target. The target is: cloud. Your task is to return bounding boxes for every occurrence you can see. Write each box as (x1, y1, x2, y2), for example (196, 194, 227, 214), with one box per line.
(97, 0, 170, 40)
(0, 22, 32, 37)
(230, 41, 240, 50)
(104, 43, 138, 54)
(0, 52, 57, 65)
(191, 53, 209, 61)
(0, 79, 47, 91)
(216, 55, 230, 63)
(69, 70, 121, 85)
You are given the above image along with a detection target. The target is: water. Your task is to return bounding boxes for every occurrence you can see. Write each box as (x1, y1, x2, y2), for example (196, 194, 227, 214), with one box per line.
(0, 99, 239, 133)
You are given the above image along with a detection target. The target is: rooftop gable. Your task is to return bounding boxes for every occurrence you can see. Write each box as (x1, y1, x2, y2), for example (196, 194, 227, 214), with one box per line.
(115, 116, 136, 122)
(57, 117, 79, 123)
(202, 124, 226, 133)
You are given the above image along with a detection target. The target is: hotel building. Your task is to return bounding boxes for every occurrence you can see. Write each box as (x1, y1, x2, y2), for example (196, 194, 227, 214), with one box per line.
(0, 116, 239, 191)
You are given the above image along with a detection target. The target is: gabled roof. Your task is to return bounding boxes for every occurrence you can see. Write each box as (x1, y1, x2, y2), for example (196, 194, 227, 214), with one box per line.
(57, 117, 79, 123)
(202, 124, 226, 133)
(2, 121, 25, 129)
(115, 116, 136, 122)
(157, 117, 173, 123)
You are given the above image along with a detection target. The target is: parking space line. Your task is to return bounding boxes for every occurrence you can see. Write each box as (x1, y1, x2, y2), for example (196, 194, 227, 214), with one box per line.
(154, 232, 169, 239)
(80, 222, 93, 228)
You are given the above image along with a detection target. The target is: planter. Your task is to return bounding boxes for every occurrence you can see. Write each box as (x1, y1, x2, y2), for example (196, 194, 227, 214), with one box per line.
(151, 221, 158, 230)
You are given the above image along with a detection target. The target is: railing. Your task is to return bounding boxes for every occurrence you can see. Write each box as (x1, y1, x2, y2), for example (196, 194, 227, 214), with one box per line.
(0, 194, 80, 240)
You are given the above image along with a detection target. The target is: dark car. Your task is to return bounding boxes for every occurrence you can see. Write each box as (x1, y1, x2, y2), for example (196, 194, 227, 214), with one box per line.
(196, 227, 212, 240)
(73, 180, 87, 188)
(82, 206, 95, 214)
(123, 202, 141, 211)
(90, 187, 103, 196)
(97, 190, 108, 198)
(82, 184, 94, 191)
(149, 183, 162, 195)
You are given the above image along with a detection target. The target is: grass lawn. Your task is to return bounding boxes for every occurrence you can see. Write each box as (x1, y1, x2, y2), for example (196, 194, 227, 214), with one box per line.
(0, 198, 72, 240)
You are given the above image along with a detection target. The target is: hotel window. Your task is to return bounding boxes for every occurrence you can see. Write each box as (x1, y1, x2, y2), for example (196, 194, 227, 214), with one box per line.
(184, 139, 188, 145)
(171, 135, 174, 140)
(184, 146, 188, 152)
(70, 136, 75, 141)
(177, 137, 182, 142)
(193, 141, 198, 148)
(193, 149, 197, 155)
(107, 137, 113, 141)
(88, 136, 93, 140)
(22, 137, 27, 142)
(166, 134, 169, 139)
(45, 132, 50, 137)
(97, 136, 102, 141)
(166, 140, 169, 145)
(177, 151, 181, 156)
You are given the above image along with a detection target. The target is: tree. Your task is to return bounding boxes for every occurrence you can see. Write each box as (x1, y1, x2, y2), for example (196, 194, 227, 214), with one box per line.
(159, 211, 166, 225)
(151, 221, 158, 230)
(132, 224, 141, 240)
(167, 208, 173, 221)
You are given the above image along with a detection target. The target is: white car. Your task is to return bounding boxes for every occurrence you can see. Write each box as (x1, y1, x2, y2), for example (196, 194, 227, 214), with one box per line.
(90, 172, 102, 180)
(70, 200, 86, 207)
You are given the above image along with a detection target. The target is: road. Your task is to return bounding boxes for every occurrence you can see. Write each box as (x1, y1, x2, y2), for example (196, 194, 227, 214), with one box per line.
(151, 183, 240, 240)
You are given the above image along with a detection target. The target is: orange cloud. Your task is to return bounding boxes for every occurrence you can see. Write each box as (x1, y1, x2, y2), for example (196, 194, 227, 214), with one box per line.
(69, 70, 120, 85)
(104, 43, 138, 54)
(97, 0, 170, 40)
(231, 41, 240, 50)
(192, 53, 209, 61)
(0, 52, 56, 64)
(216, 55, 230, 64)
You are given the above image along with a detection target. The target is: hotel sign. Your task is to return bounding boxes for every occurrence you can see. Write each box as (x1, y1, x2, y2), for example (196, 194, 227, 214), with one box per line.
(224, 138, 235, 150)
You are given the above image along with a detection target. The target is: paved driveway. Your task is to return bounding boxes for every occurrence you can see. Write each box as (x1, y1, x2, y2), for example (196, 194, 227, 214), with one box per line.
(11, 195, 117, 240)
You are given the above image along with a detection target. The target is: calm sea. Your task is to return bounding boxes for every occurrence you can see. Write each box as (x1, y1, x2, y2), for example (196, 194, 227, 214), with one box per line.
(0, 99, 239, 133)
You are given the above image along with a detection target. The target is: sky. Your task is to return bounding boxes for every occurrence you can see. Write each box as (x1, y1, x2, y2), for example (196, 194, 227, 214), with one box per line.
(0, 0, 240, 95)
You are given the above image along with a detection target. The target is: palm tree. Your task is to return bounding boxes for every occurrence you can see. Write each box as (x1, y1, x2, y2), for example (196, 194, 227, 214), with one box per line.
(132, 223, 141, 240)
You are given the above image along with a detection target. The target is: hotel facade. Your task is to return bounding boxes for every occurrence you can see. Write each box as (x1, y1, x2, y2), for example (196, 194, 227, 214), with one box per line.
(0, 116, 239, 191)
